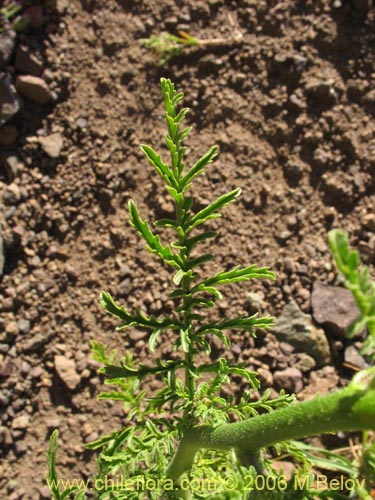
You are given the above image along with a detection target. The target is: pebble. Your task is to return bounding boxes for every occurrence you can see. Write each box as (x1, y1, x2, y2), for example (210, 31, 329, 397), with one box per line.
(20, 333, 47, 353)
(39, 132, 64, 158)
(344, 345, 368, 370)
(18, 319, 31, 335)
(0, 30, 17, 69)
(311, 281, 361, 338)
(11, 415, 30, 430)
(15, 75, 51, 104)
(54, 355, 81, 390)
(272, 301, 331, 367)
(128, 329, 148, 342)
(0, 425, 13, 445)
(0, 73, 21, 126)
(273, 367, 303, 393)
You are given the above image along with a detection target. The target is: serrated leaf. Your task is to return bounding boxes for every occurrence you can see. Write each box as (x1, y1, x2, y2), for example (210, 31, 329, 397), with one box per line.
(196, 315, 275, 336)
(186, 253, 215, 270)
(184, 231, 217, 253)
(166, 185, 184, 204)
(180, 329, 190, 353)
(180, 145, 218, 190)
(149, 328, 162, 352)
(185, 188, 241, 232)
(100, 291, 180, 331)
(193, 265, 275, 292)
(140, 144, 176, 187)
(346, 316, 367, 337)
(154, 218, 179, 229)
(128, 200, 182, 269)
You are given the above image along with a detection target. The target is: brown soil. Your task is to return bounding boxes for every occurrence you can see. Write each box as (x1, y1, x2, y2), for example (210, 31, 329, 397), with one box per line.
(0, 0, 375, 498)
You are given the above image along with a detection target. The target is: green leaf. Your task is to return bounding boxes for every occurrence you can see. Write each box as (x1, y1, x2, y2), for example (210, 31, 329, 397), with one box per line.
(194, 265, 275, 291)
(185, 253, 215, 270)
(140, 144, 176, 187)
(184, 231, 217, 253)
(128, 199, 182, 269)
(154, 218, 180, 229)
(180, 146, 218, 190)
(166, 185, 184, 204)
(185, 188, 241, 232)
(196, 315, 275, 336)
(104, 359, 184, 380)
(149, 328, 162, 352)
(180, 329, 190, 353)
(85, 427, 133, 450)
(100, 291, 181, 331)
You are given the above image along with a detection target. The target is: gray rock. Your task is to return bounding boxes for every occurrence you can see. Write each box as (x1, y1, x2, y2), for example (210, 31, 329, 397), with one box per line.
(344, 345, 368, 370)
(272, 301, 331, 367)
(39, 133, 64, 158)
(0, 73, 21, 125)
(311, 281, 361, 338)
(295, 353, 316, 372)
(15, 75, 51, 104)
(54, 355, 81, 390)
(273, 367, 303, 393)
(0, 30, 17, 69)
(18, 319, 31, 334)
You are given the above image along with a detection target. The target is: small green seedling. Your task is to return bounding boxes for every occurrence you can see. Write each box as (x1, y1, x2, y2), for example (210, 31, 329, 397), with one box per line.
(142, 15, 243, 65)
(47, 79, 375, 500)
(0, 1, 29, 33)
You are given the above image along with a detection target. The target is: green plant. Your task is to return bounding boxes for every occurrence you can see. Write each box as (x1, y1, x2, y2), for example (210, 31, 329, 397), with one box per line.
(142, 16, 243, 65)
(47, 79, 375, 500)
(0, 1, 29, 33)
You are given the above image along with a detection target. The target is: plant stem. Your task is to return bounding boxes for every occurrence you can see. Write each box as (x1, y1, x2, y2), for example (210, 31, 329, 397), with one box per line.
(167, 372, 375, 481)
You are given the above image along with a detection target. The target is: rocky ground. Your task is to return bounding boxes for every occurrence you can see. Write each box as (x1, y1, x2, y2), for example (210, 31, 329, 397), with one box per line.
(0, 0, 375, 498)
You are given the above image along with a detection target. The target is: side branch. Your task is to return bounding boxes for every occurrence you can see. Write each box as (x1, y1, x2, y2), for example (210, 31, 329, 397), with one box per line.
(167, 368, 375, 481)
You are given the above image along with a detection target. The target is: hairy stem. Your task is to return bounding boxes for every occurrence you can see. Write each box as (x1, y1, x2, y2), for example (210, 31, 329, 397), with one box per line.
(167, 369, 375, 481)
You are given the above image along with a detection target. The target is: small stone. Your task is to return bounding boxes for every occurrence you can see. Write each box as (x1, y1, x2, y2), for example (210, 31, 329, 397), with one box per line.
(15, 75, 51, 104)
(20, 333, 47, 353)
(273, 367, 303, 393)
(258, 367, 273, 387)
(0, 73, 21, 125)
(0, 425, 13, 445)
(295, 353, 316, 372)
(14, 440, 28, 455)
(344, 345, 368, 370)
(54, 355, 81, 390)
(247, 292, 264, 311)
(1, 154, 20, 183)
(272, 301, 331, 367)
(0, 30, 17, 69)
(14, 45, 43, 76)
(39, 133, 64, 158)
(39, 485, 51, 500)
(128, 329, 148, 342)
(18, 319, 31, 334)
(5, 321, 19, 338)
(45, 417, 61, 429)
(311, 281, 361, 338)
(3, 183, 21, 204)
(11, 415, 30, 430)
